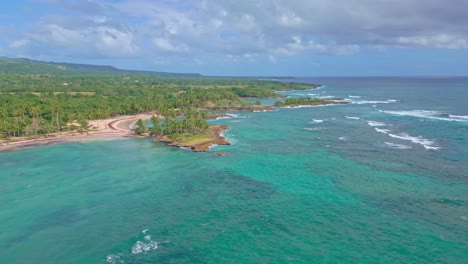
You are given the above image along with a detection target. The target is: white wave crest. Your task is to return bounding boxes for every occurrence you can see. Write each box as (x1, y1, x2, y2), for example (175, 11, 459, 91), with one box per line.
(226, 113, 250, 119)
(283, 105, 320, 108)
(352, 99, 397, 104)
(382, 110, 468, 122)
(106, 254, 124, 264)
(132, 235, 158, 255)
(384, 142, 412, 149)
(367, 121, 439, 150)
(348, 95, 362, 98)
(375, 128, 391, 134)
(345, 116, 361, 120)
(215, 114, 237, 120)
(367, 121, 387, 127)
(312, 119, 324, 123)
(388, 133, 439, 150)
(303, 127, 325, 131)
(339, 136, 347, 140)
(449, 115, 468, 119)
(253, 109, 279, 113)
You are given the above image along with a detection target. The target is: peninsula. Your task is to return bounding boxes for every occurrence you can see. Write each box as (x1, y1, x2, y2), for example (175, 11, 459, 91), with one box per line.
(274, 97, 350, 107)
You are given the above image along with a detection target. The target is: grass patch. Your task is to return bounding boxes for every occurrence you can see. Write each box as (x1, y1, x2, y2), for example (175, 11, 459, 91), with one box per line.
(176, 131, 213, 145)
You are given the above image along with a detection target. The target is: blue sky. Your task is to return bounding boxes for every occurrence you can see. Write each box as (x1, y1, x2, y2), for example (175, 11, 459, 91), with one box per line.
(1, 0, 467, 76)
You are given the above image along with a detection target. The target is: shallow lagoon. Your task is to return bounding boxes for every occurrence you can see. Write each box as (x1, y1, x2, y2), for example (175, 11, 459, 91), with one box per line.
(1, 77, 467, 263)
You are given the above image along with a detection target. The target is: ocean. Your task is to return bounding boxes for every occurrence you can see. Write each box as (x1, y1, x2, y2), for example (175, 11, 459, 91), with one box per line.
(1, 77, 467, 263)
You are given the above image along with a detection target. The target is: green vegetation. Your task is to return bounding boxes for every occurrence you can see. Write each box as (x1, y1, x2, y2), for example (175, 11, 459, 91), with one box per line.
(274, 97, 334, 107)
(149, 111, 209, 140)
(0, 57, 317, 141)
(134, 119, 148, 135)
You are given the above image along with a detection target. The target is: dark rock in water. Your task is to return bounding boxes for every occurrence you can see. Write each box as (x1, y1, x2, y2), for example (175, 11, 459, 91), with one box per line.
(216, 152, 227, 156)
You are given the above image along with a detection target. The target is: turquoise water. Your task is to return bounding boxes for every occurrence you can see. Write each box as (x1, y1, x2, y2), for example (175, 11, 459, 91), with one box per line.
(1, 77, 467, 263)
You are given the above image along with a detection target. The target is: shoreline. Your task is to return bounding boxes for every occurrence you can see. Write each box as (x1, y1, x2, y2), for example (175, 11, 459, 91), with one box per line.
(0, 113, 155, 152)
(154, 125, 230, 152)
(0, 113, 230, 153)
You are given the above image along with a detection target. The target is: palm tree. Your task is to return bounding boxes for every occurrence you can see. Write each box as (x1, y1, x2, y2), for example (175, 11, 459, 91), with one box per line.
(13, 108, 23, 137)
(30, 106, 41, 136)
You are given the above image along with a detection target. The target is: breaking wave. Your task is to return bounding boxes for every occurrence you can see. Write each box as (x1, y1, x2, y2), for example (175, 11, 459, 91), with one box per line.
(387, 133, 439, 150)
(303, 127, 325, 131)
(367, 121, 387, 127)
(364, 119, 439, 150)
(106, 254, 124, 264)
(106, 229, 169, 263)
(345, 116, 361, 120)
(352, 99, 398, 104)
(381, 110, 468, 122)
(384, 142, 412, 149)
(449, 114, 468, 119)
(131, 235, 158, 255)
(375, 128, 391, 134)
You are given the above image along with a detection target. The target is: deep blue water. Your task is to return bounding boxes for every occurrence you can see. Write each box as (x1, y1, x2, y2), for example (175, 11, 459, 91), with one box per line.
(0, 77, 467, 263)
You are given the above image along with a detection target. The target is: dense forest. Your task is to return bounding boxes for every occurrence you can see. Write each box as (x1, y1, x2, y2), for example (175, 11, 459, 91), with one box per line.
(273, 96, 349, 107)
(0, 58, 315, 140)
(274, 97, 329, 107)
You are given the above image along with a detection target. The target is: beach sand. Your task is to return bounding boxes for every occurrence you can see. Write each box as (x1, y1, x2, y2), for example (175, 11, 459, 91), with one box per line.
(0, 113, 155, 152)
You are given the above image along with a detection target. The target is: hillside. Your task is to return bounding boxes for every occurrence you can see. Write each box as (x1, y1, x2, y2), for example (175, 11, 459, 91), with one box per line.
(0, 57, 201, 77)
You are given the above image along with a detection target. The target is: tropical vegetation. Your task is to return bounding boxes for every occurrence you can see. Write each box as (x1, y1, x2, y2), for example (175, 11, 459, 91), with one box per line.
(0, 57, 316, 141)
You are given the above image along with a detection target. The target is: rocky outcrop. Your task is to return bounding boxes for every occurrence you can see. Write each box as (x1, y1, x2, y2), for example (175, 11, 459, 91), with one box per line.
(153, 125, 230, 152)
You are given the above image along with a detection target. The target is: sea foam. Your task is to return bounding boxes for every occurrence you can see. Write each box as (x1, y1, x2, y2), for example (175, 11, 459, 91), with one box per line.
(375, 128, 391, 134)
(214, 114, 236, 120)
(384, 142, 411, 149)
(283, 105, 324, 109)
(367, 121, 387, 127)
(345, 116, 361, 120)
(131, 235, 158, 255)
(387, 133, 439, 150)
(253, 109, 279, 113)
(382, 110, 468, 122)
(106, 229, 163, 262)
(106, 254, 124, 264)
(303, 127, 325, 131)
(352, 99, 398, 104)
(449, 115, 468, 119)
(366, 120, 439, 150)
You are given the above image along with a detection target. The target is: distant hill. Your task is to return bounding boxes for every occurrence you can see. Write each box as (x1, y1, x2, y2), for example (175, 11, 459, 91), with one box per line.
(0, 57, 202, 77)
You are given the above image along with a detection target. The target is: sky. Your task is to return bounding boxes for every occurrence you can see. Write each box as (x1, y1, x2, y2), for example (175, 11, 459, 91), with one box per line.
(0, 0, 467, 76)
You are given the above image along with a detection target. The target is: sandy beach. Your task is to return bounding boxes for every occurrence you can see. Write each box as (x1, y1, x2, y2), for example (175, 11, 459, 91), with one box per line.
(0, 113, 156, 152)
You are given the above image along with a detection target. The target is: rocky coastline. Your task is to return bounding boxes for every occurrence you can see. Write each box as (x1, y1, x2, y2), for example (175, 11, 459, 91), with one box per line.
(153, 125, 230, 152)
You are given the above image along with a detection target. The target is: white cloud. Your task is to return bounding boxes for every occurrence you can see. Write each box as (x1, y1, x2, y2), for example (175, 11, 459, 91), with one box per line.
(10, 39, 30, 49)
(273, 37, 359, 56)
(152, 37, 189, 53)
(27, 21, 138, 58)
(5, 0, 468, 61)
(277, 11, 303, 27)
(395, 34, 468, 49)
(268, 55, 277, 64)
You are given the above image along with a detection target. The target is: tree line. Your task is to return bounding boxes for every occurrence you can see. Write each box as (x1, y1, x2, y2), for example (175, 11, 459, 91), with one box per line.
(1, 72, 315, 140)
(134, 110, 210, 140)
